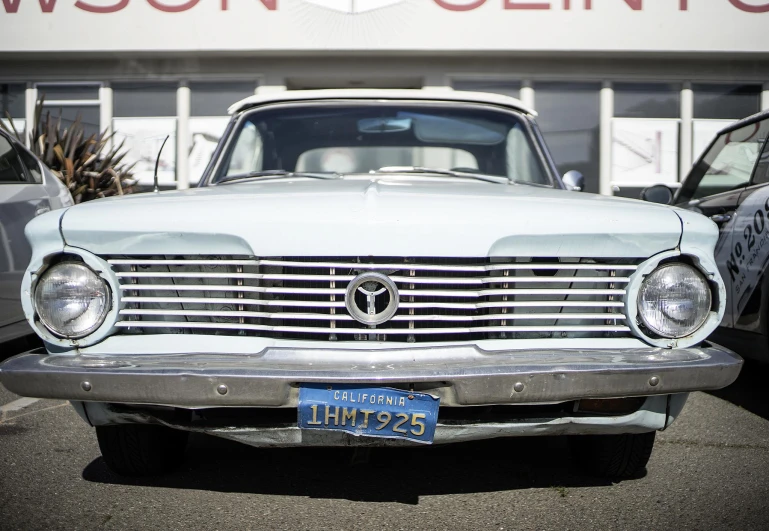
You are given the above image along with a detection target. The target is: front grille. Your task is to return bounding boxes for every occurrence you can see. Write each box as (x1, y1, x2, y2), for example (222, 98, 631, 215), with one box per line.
(108, 256, 638, 342)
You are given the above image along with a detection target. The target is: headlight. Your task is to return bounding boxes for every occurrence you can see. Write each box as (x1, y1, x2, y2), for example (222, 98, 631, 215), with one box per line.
(638, 263, 712, 339)
(34, 262, 111, 338)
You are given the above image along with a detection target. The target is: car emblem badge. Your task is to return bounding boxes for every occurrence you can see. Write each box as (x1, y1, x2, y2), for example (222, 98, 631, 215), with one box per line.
(345, 272, 400, 325)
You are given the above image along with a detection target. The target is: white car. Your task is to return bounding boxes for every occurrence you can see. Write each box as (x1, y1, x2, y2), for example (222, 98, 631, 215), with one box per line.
(0, 90, 742, 479)
(0, 128, 73, 344)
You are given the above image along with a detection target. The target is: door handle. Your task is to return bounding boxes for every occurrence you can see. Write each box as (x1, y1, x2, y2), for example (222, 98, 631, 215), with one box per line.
(34, 206, 50, 217)
(710, 213, 732, 224)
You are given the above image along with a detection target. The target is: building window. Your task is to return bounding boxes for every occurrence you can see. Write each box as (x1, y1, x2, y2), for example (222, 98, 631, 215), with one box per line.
(113, 82, 177, 188)
(614, 83, 681, 119)
(113, 82, 176, 118)
(692, 84, 762, 162)
(533, 82, 601, 194)
(190, 81, 255, 117)
(0, 84, 26, 137)
(37, 85, 100, 101)
(36, 83, 102, 139)
(694, 84, 762, 120)
(451, 80, 521, 99)
(612, 83, 681, 197)
(189, 81, 256, 184)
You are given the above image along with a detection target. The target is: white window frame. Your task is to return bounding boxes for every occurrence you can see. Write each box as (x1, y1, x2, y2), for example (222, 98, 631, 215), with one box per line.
(30, 82, 106, 139)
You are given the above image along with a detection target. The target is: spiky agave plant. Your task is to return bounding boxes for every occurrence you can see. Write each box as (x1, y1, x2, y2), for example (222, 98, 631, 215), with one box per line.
(0, 96, 136, 203)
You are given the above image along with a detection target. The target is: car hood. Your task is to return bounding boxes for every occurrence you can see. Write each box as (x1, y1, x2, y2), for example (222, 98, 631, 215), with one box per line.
(59, 177, 685, 258)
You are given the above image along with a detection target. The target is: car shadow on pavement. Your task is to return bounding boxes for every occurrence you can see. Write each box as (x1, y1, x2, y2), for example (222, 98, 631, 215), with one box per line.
(0, 334, 43, 363)
(82, 435, 634, 504)
(706, 359, 769, 421)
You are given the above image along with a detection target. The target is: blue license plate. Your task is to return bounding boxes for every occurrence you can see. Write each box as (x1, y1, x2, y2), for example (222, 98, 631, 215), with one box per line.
(298, 384, 439, 444)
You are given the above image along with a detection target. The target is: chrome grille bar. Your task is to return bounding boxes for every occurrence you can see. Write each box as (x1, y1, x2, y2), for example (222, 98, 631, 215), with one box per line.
(115, 271, 630, 284)
(120, 296, 624, 310)
(119, 284, 626, 297)
(115, 321, 631, 334)
(118, 309, 624, 322)
(329, 267, 337, 341)
(121, 296, 348, 308)
(119, 285, 346, 295)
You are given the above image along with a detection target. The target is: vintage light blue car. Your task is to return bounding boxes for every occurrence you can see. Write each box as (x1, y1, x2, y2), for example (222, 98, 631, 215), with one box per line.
(0, 90, 743, 479)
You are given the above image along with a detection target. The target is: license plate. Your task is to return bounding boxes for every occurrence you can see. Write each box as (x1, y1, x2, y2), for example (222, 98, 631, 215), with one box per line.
(298, 384, 439, 444)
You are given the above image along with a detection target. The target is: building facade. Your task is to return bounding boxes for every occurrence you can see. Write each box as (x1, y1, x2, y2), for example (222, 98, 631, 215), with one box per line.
(1, 0, 768, 195)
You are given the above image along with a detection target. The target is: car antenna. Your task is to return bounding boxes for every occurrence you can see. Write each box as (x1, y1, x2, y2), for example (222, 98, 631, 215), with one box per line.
(153, 135, 171, 193)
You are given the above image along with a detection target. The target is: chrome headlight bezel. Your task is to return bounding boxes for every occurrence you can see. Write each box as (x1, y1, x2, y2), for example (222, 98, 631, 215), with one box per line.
(624, 251, 725, 349)
(636, 262, 712, 339)
(33, 261, 112, 339)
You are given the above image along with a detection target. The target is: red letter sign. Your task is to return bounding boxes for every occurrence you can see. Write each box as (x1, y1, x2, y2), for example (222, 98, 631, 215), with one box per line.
(729, 0, 769, 12)
(621, 0, 642, 9)
(147, 0, 199, 12)
(564, 0, 592, 8)
(221, 0, 276, 10)
(2, 0, 58, 12)
(1, 0, 21, 11)
(76, 0, 129, 13)
(1, 0, 21, 12)
(433, 0, 487, 11)
(504, 0, 550, 8)
(564, 0, 684, 9)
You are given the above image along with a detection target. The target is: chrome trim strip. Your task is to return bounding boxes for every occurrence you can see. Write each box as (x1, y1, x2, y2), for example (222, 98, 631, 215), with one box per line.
(116, 272, 357, 282)
(114, 321, 631, 334)
(121, 296, 347, 308)
(120, 296, 625, 310)
(118, 308, 625, 322)
(120, 284, 346, 295)
(119, 284, 626, 297)
(115, 271, 629, 285)
(108, 258, 639, 273)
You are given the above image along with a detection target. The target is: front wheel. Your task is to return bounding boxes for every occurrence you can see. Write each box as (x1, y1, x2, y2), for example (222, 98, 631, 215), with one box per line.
(95, 424, 189, 477)
(568, 431, 656, 478)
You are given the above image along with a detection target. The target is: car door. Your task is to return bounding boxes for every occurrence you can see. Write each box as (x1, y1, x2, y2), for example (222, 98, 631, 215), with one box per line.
(0, 132, 50, 341)
(675, 115, 769, 331)
(725, 125, 769, 336)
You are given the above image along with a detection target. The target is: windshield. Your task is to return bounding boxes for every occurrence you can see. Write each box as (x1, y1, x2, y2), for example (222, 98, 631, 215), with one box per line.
(213, 102, 551, 185)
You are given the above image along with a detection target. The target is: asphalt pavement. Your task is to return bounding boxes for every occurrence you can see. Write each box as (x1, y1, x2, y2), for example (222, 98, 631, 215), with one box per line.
(1, 341, 768, 531)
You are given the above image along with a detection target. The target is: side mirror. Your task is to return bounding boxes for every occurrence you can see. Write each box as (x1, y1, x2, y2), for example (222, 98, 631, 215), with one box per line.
(562, 170, 585, 192)
(640, 184, 674, 205)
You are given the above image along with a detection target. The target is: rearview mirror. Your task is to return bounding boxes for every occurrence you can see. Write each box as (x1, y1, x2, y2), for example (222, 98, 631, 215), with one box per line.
(357, 117, 412, 134)
(562, 170, 585, 192)
(640, 184, 674, 205)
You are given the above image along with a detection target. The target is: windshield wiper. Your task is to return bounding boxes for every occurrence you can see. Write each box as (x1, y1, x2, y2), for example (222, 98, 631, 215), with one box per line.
(216, 170, 339, 185)
(373, 166, 511, 185)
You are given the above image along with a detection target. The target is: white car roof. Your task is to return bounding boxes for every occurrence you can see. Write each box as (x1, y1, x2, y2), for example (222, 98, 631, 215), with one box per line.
(228, 89, 536, 116)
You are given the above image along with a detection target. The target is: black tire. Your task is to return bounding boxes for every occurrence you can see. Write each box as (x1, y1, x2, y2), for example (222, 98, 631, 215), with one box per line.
(568, 431, 656, 478)
(95, 424, 189, 477)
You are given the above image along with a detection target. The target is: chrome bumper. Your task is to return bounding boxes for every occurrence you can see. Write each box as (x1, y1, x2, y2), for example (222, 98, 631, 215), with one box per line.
(0, 344, 742, 408)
